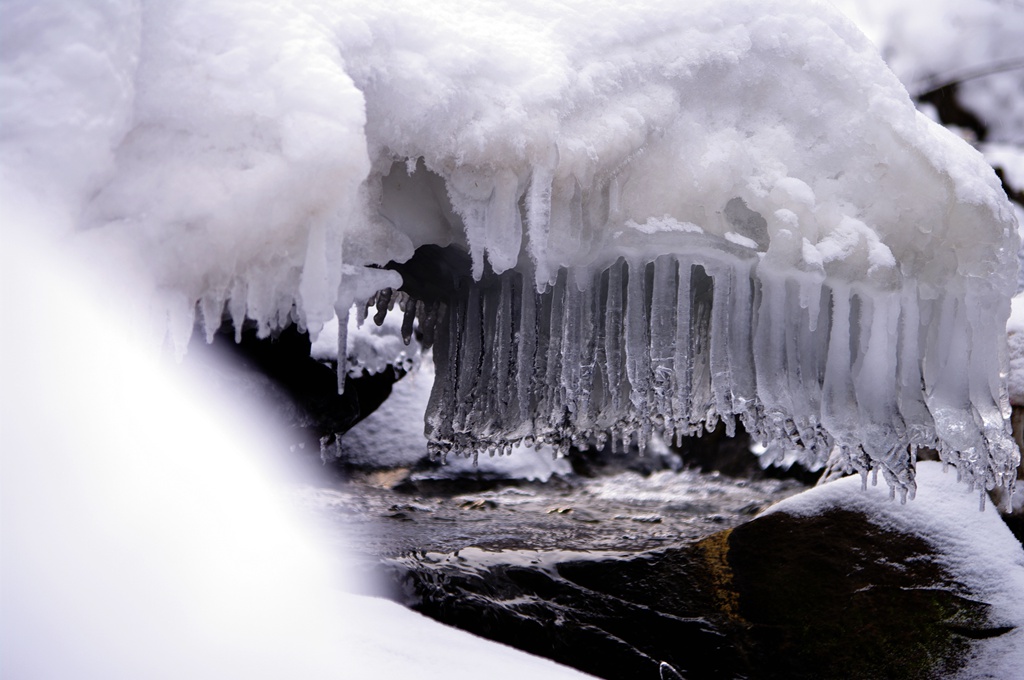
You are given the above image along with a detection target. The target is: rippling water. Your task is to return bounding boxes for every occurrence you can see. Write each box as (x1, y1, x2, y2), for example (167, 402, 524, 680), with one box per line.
(296, 468, 807, 562)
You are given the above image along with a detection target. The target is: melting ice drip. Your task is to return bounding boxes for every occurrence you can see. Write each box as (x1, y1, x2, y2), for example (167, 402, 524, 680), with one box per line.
(418, 242, 1018, 502)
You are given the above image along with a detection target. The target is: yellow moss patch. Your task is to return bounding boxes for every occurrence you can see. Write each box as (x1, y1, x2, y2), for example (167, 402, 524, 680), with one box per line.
(696, 529, 744, 624)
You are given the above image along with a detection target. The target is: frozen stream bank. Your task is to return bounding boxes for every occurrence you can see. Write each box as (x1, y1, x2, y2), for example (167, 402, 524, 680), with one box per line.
(296, 462, 1024, 680)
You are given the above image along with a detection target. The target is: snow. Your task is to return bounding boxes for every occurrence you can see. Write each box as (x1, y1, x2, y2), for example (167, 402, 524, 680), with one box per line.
(311, 307, 420, 378)
(339, 593, 596, 679)
(0, 223, 593, 679)
(1, 1, 1019, 497)
(764, 461, 1024, 678)
(830, 0, 1024, 144)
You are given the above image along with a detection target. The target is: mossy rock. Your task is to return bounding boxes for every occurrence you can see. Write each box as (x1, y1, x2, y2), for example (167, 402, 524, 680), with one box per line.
(693, 508, 1006, 679)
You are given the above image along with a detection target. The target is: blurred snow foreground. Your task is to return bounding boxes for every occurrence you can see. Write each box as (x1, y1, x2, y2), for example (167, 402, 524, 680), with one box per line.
(2, 1, 1020, 498)
(0, 226, 598, 678)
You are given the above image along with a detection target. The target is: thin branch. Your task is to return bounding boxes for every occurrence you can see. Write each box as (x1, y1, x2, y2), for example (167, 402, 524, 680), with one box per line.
(910, 56, 1024, 99)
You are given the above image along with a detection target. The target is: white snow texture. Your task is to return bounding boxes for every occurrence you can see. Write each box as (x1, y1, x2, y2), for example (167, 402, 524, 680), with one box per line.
(0, 223, 595, 680)
(1, 0, 1019, 497)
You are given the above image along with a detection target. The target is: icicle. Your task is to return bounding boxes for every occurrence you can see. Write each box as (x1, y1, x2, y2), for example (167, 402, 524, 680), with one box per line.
(228, 280, 247, 343)
(625, 259, 652, 423)
(649, 255, 678, 424)
(853, 291, 902, 471)
(689, 265, 714, 426)
(475, 280, 500, 437)
(707, 261, 735, 425)
(544, 269, 567, 435)
(424, 289, 461, 447)
(604, 259, 626, 422)
(525, 157, 556, 288)
(493, 273, 516, 429)
(373, 288, 392, 325)
(454, 284, 484, 442)
(727, 259, 757, 424)
(200, 293, 226, 344)
(484, 169, 524, 275)
(821, 284, 858, 455)
(753, 271, 791, 441)
(560, 275, 583, 419)
(789, 279, 828, 457)
(419, 300, 439, 349)
(896, 283, 934, 447)
(355, 298, 368, 326)
(578, 273, 598, 432)
(401, 300, 416, 345)
(335, 303, 350, 395)
(671, 258, 693, 442)
(517, 281, 538, 425)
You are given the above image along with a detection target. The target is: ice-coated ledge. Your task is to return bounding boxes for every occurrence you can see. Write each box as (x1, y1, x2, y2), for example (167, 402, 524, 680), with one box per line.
(422, 246, 1019, 502)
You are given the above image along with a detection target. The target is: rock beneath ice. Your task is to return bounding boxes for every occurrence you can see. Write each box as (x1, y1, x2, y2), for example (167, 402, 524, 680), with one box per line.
(758, 461, 1024, 679)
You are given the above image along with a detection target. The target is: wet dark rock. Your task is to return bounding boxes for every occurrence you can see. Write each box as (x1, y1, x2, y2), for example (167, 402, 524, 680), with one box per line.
(188, 322, 401, 467)
(385, 507, 1003, 680)
(386, 547, 737, 680)
(718, 509, 998, 679)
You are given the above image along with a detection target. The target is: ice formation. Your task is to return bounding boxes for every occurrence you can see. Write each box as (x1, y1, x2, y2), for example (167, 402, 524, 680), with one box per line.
(1, 0, 1019, 498)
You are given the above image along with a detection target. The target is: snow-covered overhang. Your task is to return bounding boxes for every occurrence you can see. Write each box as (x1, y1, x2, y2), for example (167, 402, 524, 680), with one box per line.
(2, 0, 1019, 499)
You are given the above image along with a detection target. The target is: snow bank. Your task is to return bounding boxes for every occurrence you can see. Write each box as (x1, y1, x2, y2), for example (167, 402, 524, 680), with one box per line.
(2, 0, 1019, 498)
(0, 217, 593, 679)
(340, 593, 596, 679)
(764, 461, 1024, 678)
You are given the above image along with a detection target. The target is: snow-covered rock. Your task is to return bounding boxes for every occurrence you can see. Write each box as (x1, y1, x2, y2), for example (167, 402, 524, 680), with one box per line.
(760, 461, 1024, 677)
